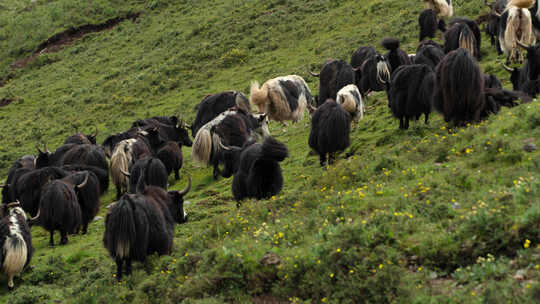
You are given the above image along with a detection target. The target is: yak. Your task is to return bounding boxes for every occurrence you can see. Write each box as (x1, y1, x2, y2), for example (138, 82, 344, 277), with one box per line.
(382, 38, 412, 73)
(418, 9, 447, 41)
(309, 59, 355, 107)
(413, 40, 445, 69)
(309, 99, 351, 167)
(229, 137, 289, 202)
(126, 157, 168, 194)
(503, 41, 540, 96)
(433, 48, 486, 126)
(486, 0, 508, 54)
(250, 75, 313, 123)
(444, 18, 481, 59)
(1, 155, 35, 205)
(350, 46, 391, 95)
(64, 127, 98, 145)
(103, 178, 191, 280)
(61, 171, 99, 235)
(15, 167, 68, 217)
(387, 64, 434, 129)
(101, 128, 140, 158)
(498, 3, 535, 64)
(156, 141, 183, 180)
(192, 108, 270, 179)
(61, 144, 109, 194)
(336, 84, 364, 124)
(424, 0, 453, 18)
(191, 91, 251, 137)
(131, 117, 192, 148)
(0, 201, 33, 290)
(29, 177, 85, 246)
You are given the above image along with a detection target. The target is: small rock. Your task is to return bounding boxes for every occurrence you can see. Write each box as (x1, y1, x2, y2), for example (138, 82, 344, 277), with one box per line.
(93, 216, 103, 222)
(523, 143, 538, 152)
(260, 252, 281, 266)
(106, 202, 117, 209)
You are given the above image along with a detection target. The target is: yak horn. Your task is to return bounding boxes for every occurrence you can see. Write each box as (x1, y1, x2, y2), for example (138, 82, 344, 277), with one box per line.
(36, 143, 43, 154)
(219, 141, 232, 151)
(0, 184, 8, 188)
(120, 168, 131, 177)
(178, 177, 192, 196)
(516, 41, 530, 50)
(309, 71, 320, 77)
(77, 173, 89, 188)
(502, 63, 514, 72)
(352, 66, 362, 72)
(29, 208, 40, 221)
(493, 12, 501, 17)
(6, 201, 20, 208)
(92, 125, 98, 138)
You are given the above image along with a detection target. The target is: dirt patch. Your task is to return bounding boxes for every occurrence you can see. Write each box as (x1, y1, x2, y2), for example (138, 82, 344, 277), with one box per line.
(0, 98, 15, 107)
(9, 12, 140, 70)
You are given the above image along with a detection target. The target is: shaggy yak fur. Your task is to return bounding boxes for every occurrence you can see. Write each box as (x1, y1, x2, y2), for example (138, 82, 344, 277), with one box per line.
(309, 99, 351, 167)
(35, 143, 76, 168)
(499, 5, 535, 64)
(156, 141, 183, 180)
(503, 40, 540, 96)
(424, 0, 453, 18)
(387, 64, 434, 129)
(131, 117, 192, 147)
(250, 75, 312, 123)
(191, 91, 251, 137)
(62, 164, 109, 196)
(61, 171, 99, 235)
(433, 49, 486, 126)
(231, 137, 289, 202)
(64, 128, 98, 145)
(192, 108, 270, 179)
(103, 179, 191, 280)
(127, 157, 168, 194)
(336, 84, 364, 124)
(29, 179, 83, 246)
(1, 155, 35, 205)
(0, 202, 33, 290)
(382, 38, 412, 73)
(486, 0, 508, 54)
(61, 144, 109, 194)
(15, 167, 68, 217)
(413, 40, 445, 69)
(309, 59, 355, 107)
(444, 18, 481, 59)
(418, 9, 447, 41)
(350, 46, 391, 95)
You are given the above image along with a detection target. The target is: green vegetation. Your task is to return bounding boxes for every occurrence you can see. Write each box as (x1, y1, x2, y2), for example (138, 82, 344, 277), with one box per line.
(0, 0, 538, 302)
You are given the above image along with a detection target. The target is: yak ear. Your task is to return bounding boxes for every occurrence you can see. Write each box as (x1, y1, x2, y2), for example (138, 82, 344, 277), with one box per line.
(258, 113, 267, 122)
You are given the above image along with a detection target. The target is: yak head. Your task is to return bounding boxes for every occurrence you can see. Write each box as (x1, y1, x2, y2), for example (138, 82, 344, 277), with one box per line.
(219, 142, 246, 178)
(173, 117, 193, 147)
(35, 143, 51, 168)
(252, 113, 270, 139)
(166, 177, 191, 224)
(517, 41, 540, 81)
(0, 201, 26, 220)
(502, 63, 523, 91)
(85, 126, 99, 145)
(139, 127, 166, 152)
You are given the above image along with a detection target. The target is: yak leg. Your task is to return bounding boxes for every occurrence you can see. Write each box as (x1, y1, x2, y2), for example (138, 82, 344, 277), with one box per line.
(116, 257, 123, 281)
(125, 258, 132, 276)
(424, 112, 429, 125)
(404, 117, 410, 129)
(329, 153, 336, 165)
(60, 230, 68, 245)
(82, 222, 88, 235)
(49, 231, 55, 246)
(319, 154, 327, 167)
(399, 117, 404, 129)
(174, 169, 180, 180)
(116, 186, 122, 200)
(7, 274, 15, 290)
(213, 165, 220, 180)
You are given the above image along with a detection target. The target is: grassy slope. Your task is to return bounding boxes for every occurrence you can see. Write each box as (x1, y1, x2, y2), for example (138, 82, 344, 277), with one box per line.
(0, 0, 539, 303)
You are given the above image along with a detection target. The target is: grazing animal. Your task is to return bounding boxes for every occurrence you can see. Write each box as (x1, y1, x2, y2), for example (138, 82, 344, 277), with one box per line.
(101, 129, 140, 158)
(309, 99, 351, 167)
(192, 108, 270, 179)
(15, 167, 68, 217)
(484, 74, 503, 89)
(486, 0, 508, 54)
(103, 178, 191, 280)
(29, 178, 84, 246)
(444, 20, 481, 59)
(64, 127, 98, 145)
(230, 137, 289, 202)
(61, 171, 99, 235)
(387, 64, 434, 129)
(433, 49, 486, 126)
(424, 0, 453, 18)
(529, 0, 540, 39)
(34, 143, 76, 168)
(382, 38, 412, 73)
(62, 164, 109, 196)
(1, 155, 35, 205)
(0, 202, 33, 290)
(413, 40, 445, 69)
(336, 84, 364, 124)
(191, 91, 251, 137)
(350, 46, 391, 95)
(132, 117, 192, 147)
(156, 141, 183, 180)
(250, 75, 312, 123)
(61, 144, 109, 194)
(502, 62, 525, 91)
(499, 4, 535, 63)
(309, 59, 355, 107)
(418, 9, 447, 41)
(126, 157, 168, 194)
(503, 41, 540, 96)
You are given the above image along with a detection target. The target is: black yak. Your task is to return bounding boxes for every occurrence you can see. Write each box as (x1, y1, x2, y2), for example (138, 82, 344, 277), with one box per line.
(191, 91, 250, 137)
(192, 108, 270, 179)
(29, 178, 84, 246)
(498, 3, 535, 64)
(61, 144, 109, 194)
(0, 202, 33, 290)
(64, 127, 98, 145)
(486, 0, 507, 54)
(1, 155, 35, 205)
(62, 164, 109, 196)
(433, 49, 486, 126)
(15, 167, 68, 217)
(444, 19, 481, 59)
(131, 117, 192, 147)
(387, 64, 434, 129)
(61, 171, 99, 235)
(250, 75, 313, 123)
(418, 9, 447, 41)
(156, 141, 183, 180)
(309, 99, 351, 167)
(34, 143, 76, 168)
(126, 157, 168, 194)
(103, 178, 191, 280)
(414, 40, 445, 69)
(502, 41, 540, 96)
(230, 137, 288, 202)
(350, 46, 391, 95)
(484, 74, 503, 89)
(101, 128, 140, 158)
(382, 38, 412, 73)
(336, 84, 364, 124)
(424, 0, 453, 18)
(309, 59, 355, 107)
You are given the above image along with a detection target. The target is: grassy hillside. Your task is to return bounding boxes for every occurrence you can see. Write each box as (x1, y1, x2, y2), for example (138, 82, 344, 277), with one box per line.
(0, 0, 538, 303)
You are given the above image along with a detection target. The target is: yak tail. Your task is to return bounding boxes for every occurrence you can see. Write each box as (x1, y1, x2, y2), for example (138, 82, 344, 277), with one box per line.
(382, 38, 400, 51)
(192, 128, 212, 165)
(105, 199, 137, 259)
(260, 137, 289, 162)
(3, 234, 28, 288)
(337, 93, 357, 115)
(459, 25, 476, 57)
(376, 60, 391, 85)
(293, 93, 307, 122)
(110, 148, 130, 191)
(250, 81, 269, 112)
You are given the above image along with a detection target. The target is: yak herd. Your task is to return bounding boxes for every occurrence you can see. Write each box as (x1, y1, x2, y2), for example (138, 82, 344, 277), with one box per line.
(0, 0, 537, 289)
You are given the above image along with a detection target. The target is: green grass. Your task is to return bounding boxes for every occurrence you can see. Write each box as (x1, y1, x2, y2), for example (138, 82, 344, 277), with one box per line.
(0, 0, 539, 303)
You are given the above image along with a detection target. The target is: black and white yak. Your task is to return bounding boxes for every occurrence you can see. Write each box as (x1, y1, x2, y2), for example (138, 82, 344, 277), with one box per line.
(418, 9, 447, 41)
(387, 64, 434, 129)
(192, 108, 270, 179)
(156, 141, 183, 180)
(413, 40, 445, 69)
(61, 171, 99, 235)
(309, 59, 355, 107)
(103, 178, 191, 280)
(0, 201, 33, 290)
(498, 2, 536, 64)
(191, 91, 251, 137)
(336, 84, 364, 124)
(382, 38, 412, 73)
(29, 177, 85, 246)
(250, 75, 313, 123)
(424, 0, 453, 18)
(309, 99, 351, 167)
(229, 137, 289, 202)
(350, 46, 391, 96)
(444, 18, 482, 60)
